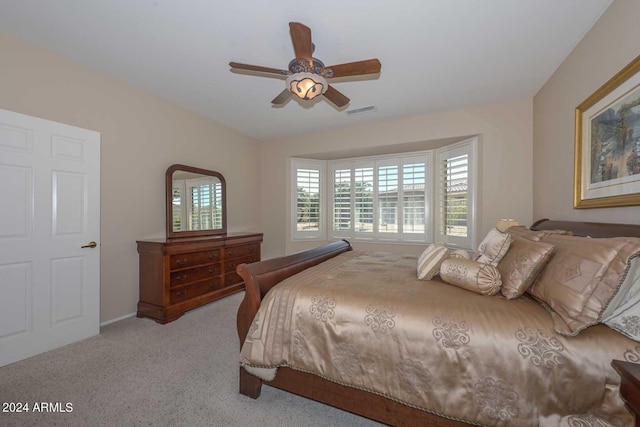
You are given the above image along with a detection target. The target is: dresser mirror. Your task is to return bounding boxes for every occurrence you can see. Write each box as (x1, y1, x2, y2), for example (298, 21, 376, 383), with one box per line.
(166, 164, 227, 239)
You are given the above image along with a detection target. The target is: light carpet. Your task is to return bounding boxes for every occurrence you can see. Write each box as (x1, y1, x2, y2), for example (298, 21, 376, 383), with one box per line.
(1, 292, 382, 427)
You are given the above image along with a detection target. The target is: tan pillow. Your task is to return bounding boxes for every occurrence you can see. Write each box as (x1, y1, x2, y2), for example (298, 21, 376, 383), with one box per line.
(527, 235, 640, 336)
(476, 228, 512, 266)
(440, 258, 502, 296)
(497, 235, 554, 299)
(417, 243, 449, 280)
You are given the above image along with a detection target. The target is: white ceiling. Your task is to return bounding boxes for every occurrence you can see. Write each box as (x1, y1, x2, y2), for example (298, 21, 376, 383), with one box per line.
(0, 0, 612, 141)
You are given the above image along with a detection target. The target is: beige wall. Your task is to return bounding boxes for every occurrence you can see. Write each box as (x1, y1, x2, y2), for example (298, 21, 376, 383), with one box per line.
(260, 98, 533, 259)
(0, 32, 262, 323)
(533, 0, 640, 224)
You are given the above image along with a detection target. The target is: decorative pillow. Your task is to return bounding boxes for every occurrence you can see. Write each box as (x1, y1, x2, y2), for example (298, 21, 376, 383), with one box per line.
(449, 249, 472, 260)
(497, 235, 554, 299)
(440, 258, 502, 295)
(527, 234, 640, 336)
(601, 258, 640, 341)
(476, 228, 512, 266)
(417, 243, 449, 280)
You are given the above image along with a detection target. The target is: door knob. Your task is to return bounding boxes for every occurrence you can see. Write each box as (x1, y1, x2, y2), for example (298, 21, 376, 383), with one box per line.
(81, 241, 97, 248)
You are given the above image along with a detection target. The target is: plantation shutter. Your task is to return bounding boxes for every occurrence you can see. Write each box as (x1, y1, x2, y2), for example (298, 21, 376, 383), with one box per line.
(296, 169, 321, 231)
(402, 160, 427, 237)
(291, 158, 325, 239)
(186, 178, 222, 231)
(377, 165, 399, 235)
(354, 167, 374, 233)
(436, 138, 477, 249)
(172, 182, 184, 231)
(333, 168, 351, 232)
(330, 155, 429, 242)
(212, 181, 223, 229)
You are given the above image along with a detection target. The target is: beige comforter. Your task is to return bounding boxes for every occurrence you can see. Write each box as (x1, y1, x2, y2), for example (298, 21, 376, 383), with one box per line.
(240, 251, 638, 426)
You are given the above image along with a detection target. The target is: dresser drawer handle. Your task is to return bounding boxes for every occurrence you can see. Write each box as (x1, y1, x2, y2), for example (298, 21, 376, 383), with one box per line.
(208, 268, 215, 274)
(176, 259, 187, 266)
(176, 290, 187, 297)
(250, 246, 256, 253)
(177, 274, 188, 281)
(208, 254, 217, 260)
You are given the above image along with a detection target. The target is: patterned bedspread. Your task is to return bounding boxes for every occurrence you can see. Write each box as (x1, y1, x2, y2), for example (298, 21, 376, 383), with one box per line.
(240, 251, 638, 426)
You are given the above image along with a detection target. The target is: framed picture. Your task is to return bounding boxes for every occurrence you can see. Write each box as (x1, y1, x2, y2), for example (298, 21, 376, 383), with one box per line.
(574, 54, 640, 209)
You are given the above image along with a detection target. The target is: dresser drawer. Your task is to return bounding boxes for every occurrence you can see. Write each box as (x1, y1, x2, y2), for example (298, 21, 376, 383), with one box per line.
(225, 255, 260, 274)
(170, 277, 223, 305)
(170, 263, 221, 287)
(195, 249, 221, 265)
(224, 243, 260, 260)
(170, 249, 221, 270)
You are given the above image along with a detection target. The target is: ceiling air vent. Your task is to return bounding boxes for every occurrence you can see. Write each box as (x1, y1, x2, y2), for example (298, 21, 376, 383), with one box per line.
(346, 106, 377, 116)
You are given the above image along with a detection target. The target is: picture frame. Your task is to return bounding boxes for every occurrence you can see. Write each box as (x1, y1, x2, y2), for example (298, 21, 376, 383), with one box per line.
(574, 54, 640, 209)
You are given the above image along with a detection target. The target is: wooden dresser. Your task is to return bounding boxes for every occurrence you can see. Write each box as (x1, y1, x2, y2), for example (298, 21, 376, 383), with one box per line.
(136, 232, 263, 324)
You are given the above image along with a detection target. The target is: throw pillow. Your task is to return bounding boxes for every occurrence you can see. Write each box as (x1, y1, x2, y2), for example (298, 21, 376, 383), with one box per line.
(417, 243, 449, 280)
(497, 235, 554, 299)
(601, 257, 640, 341)
(476, 228, 512, 266)
(527, 234, 640, 336)
(440, 258, 502, 296)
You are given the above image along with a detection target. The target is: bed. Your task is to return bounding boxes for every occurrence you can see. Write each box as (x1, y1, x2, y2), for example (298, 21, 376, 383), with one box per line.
(236, 219, 640, 426)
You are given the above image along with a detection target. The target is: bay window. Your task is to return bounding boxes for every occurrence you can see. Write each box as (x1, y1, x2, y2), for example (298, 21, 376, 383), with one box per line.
(291, 137, 477, 249)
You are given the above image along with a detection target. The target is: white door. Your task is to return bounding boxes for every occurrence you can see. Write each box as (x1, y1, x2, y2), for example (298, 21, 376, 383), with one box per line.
(0, 109, 100, 367)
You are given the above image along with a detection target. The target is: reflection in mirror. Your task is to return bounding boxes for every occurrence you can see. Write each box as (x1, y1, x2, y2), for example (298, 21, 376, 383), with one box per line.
(166, 164, 226, 239)
(172, 171, 223, 232)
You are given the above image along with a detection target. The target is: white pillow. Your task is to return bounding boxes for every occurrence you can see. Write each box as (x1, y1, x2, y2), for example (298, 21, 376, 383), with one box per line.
(417, 243, 449, 280)
(476, 228, 512, 266)
(602, 258, 640, 341)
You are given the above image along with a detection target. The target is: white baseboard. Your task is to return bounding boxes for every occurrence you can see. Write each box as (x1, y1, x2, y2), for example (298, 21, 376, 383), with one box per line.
(100, 312, 137, 327)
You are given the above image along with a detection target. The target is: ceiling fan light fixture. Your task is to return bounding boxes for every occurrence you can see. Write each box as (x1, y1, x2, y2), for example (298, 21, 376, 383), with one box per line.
(286, 72, 328, 100)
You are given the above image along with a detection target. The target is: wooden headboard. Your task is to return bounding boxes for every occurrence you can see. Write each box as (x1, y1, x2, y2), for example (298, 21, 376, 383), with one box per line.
(531, 218, 640, 238)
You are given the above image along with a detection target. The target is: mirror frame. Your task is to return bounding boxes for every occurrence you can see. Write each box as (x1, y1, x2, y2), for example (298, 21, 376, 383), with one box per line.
(166, 164, 227, 239)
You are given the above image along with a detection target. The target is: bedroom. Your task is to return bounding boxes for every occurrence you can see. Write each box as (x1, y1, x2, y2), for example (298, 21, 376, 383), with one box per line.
(1, 0, 640, 426)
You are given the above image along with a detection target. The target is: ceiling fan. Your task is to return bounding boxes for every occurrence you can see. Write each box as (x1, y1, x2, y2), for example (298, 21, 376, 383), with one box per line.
(229, 22, 381, 108)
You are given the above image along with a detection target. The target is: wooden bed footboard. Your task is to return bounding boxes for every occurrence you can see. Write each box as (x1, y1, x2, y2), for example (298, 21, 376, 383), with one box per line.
(235, 240, 352, 400)
(236, 239, 352, 346)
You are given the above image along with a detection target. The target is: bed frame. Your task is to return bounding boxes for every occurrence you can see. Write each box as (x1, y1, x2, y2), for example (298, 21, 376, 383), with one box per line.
(236, 219, 640, 426)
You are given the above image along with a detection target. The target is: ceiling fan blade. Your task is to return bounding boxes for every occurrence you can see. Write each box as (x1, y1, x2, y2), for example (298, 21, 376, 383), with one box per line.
(289, 22, 313, 66)
(271, 89, 291, 105)
(229, 62, 289, 75)
(323, 85, 350, 108)
(324, 59, 381, 78)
